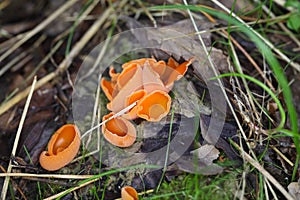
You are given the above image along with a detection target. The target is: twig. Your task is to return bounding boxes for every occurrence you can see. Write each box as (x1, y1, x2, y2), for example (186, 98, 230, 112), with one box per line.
(72, 149, 99, 163)
(264, 176, 270, 200)
(0, 173, 93, 179)
(0, 51, 27, 77)
(25, 40, 63, 82)
(0, 166, 27, 200)
(0, 71, 56, 116)
(1, 76, 37, 200)
(264, 177, 279, 200)
(271, 145, 294, 167)
(0, 7, 113, 117)
(135, 0, 157, 27)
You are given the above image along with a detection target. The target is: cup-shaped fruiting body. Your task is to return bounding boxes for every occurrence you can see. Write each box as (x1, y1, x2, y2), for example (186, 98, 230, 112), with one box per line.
(39, 124, 81, 171)
(136, 90, 171, 122)
(102, 113, 136, 147)
(121, 186, 138, 200)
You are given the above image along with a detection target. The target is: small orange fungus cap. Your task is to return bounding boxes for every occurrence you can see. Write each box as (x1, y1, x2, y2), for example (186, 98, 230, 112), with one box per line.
(121, 186, 138, 200)
(39, 124, 81, 171)
(137, 90, 171, 122)
(102, 113, 136, 147)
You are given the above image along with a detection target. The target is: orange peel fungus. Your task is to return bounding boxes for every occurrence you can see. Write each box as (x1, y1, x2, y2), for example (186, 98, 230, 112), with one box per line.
(121, 186, 138, 200)
(101, 58, 193, 147)
(102, 113, 136, 147)
(39, 124, 81, 171)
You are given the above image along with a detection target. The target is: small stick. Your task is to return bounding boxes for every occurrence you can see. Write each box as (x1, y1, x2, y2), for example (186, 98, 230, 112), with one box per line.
(271, 145, 294, 167)
(135, 0, 157, 27)
(0, 173, 93, 180)
(1, 76, 37, 200)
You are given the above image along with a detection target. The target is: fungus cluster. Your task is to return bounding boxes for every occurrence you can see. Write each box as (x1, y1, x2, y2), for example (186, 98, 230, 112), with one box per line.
(38, 58, 192, 171)
(101, 58, 193, 147)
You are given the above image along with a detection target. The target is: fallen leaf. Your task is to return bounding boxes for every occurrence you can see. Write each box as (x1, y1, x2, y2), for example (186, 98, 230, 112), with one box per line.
(191, 144, 220, 164)
(288, 180, 300, 199)
(18, 119, 57, 164)
(175, 144, 223, 175)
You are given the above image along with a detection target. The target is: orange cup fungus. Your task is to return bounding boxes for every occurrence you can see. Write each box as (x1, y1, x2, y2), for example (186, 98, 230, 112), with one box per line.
(102, 113, 136, 147)
(39, 124, 81, 171)
(101, 58, 193, 147)
(121, 186, 138, 200)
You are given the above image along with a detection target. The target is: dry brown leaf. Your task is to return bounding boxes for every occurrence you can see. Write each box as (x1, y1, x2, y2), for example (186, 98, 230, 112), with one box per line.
(191, 144, 220, 164)
(288, 180, 300, 199)
(175, 144, 223, 175)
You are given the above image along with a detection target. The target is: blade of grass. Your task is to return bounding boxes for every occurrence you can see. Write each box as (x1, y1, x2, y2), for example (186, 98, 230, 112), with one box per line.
(0, 173, 94, 179)
(156, 106, 175, 191)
